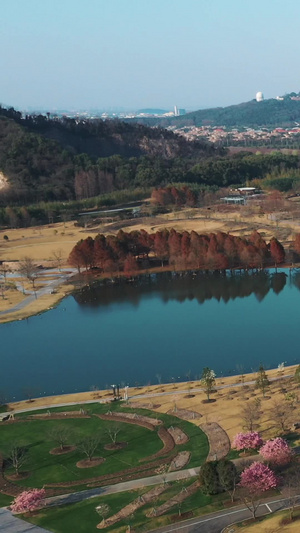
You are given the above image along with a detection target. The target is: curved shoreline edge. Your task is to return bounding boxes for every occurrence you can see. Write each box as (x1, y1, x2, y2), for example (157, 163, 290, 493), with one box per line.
(1, 263, 299, 324)
(4, 364, 297, 416)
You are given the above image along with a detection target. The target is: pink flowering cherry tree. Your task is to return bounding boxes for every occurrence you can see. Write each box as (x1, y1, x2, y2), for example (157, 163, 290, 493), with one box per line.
(232, 432, 263, 454)
(260, 437, 294, 466)
(11, 488, 46, 514)
(239, 462, 278, 518)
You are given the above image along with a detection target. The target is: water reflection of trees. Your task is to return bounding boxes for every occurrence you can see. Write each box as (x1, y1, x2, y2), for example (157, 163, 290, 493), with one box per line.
(73, 270, 294, 309)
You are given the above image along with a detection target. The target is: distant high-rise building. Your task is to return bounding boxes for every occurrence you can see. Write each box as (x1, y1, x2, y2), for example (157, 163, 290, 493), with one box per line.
(174, 105, 179, 116)
(256, 91, 264, 102)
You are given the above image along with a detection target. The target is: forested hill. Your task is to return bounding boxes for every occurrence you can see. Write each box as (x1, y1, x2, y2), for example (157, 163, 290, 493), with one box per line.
(130, 93, 300, 128)
(0, 106, 217, 159)
(0, 106, 221, 204)
(1, 105, 300, 209)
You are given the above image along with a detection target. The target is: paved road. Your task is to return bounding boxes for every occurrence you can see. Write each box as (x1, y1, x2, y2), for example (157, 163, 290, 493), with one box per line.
(0, 268, 76, 316)
(148, 495, 300, 533)
(0, 508, 50, 532)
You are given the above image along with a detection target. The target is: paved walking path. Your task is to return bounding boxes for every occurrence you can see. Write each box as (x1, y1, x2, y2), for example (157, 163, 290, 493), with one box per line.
(0, 508, 50, 532)
(1, 372, 293, 419)
(45, 446, 300, 509)
(44, 466, 201, 507)
(0, 268, 76, 316)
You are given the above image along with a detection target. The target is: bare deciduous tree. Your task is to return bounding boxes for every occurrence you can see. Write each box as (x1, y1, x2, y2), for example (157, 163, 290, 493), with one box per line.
(8, 445, 27, 476)
(0, 264, 11, 300)
(18, 257, 39, 293)
(0, 265, 10, 280)
(77, 435, 101, 461)
(106, 424, 121, 445)
(281, 467, 300, 521)
(240, 399, 261, 432)
(48, 426, 73, 451)
(238, 487, 263, 520)
(23, 387, 38, 403)
(270, 399, 293, 434)
(52, 249, 64, 271)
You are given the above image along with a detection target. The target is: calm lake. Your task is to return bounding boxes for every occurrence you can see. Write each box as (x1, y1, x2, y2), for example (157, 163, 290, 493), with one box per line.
(1, 269, 300, 402)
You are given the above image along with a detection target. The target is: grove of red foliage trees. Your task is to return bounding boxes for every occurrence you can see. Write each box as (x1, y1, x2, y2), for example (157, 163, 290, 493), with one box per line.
(68, 230, 286, 275)
(151, 186, 198, 207)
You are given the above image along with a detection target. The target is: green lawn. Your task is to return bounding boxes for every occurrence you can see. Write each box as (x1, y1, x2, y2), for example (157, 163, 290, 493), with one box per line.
(0, 493, 12, 507)
(26, 481, 228, 533)
(283, 431, 300, 447)
(26, 490, 138, 533)
(0, 403, 208, 490)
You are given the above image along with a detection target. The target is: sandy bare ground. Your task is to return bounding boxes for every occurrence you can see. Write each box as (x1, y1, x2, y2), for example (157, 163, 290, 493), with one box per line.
(167, 427, 189, 445)
(169, 451, 191, 471)
(146, 479, 200, 518)
(199, 422, 230, 460)
(97, 485, 167, 529)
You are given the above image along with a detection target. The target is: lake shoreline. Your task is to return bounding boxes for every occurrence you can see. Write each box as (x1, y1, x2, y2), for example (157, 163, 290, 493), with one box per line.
(1, 267, 299, 404)
(6, 363, 298, 415)
(1, 262, 298, 324)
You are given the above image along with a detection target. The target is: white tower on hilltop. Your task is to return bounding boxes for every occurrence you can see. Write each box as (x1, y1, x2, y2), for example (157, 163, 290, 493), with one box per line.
(256, 91, 264, 102)
(174, 105, 179, 116)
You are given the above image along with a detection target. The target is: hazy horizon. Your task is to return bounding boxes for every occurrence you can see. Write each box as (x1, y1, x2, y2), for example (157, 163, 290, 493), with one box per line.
(1, 0, 300, 112)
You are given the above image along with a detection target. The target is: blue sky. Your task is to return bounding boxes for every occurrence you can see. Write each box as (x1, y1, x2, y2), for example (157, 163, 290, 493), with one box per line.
(1, 0, 300, 111)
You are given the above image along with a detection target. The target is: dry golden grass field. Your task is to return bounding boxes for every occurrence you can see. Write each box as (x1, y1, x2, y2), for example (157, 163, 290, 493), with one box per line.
(1, 201, 300, 322)
(8, 365, 300, 445)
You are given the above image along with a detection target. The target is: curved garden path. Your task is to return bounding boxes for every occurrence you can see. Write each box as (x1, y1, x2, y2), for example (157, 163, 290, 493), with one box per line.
(199, 422, 230, 461)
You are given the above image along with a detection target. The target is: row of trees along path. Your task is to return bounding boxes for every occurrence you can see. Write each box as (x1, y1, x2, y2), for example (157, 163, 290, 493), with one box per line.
(68, 229, 288, 274)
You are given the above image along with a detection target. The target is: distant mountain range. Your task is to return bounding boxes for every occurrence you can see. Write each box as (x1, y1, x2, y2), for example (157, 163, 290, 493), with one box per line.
(128, 93, 300, 128)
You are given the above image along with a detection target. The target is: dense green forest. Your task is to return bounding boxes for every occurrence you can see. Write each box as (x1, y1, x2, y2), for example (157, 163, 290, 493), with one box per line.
(0, 149, 299, 227)
(130, 93, 300, 128)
